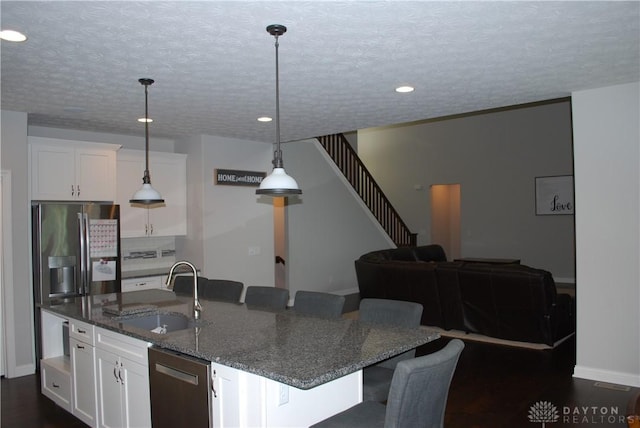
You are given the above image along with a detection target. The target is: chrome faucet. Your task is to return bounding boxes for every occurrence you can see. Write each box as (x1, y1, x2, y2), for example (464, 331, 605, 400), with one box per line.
(166, 261, 202, 320)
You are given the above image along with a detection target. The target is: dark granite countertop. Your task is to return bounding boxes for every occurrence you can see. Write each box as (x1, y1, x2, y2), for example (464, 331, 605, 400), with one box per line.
(42, 289, 440, 390)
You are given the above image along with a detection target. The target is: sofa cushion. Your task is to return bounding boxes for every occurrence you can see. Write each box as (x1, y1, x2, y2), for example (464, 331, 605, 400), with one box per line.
(388, 247, 419, 261)
(413, 244, 447, 262)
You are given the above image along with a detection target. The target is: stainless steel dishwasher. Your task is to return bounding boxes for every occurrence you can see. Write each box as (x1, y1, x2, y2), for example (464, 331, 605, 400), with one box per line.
(148, 347, 212, 428)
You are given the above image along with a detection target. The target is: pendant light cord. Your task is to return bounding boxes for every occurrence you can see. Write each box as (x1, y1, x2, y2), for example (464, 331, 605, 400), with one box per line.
(143, 82, 151, 183)
(273, 33, 283, 168)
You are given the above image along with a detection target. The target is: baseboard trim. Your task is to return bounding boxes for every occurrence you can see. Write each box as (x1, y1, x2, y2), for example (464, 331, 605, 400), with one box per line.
(8, 362, 36, 379)
(573, 365, 640, 388)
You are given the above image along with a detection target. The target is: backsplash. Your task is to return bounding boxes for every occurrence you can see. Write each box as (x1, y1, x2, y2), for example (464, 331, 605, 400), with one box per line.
(121, 236, 176, 272)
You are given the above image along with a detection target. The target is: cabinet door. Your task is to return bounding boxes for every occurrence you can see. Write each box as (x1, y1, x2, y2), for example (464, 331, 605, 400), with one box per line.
(116, 149, 187, 238)
(120, 358, 151, 428)
(30, 143, 76, 200)
(116, 154, 149, 238)
(71, 338, 97, 427)
(75, 148, 116, 201)
(95, 348, 124, 428)
(147, 153, 187, 236)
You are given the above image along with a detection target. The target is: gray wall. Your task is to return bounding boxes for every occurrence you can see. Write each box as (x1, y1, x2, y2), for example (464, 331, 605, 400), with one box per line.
(285, 140, 393, 296)
(357, 100, 575, 281)
(1, 110, 35, 376)
(572, 82, 640, 387)
(177, 135, 277, 292)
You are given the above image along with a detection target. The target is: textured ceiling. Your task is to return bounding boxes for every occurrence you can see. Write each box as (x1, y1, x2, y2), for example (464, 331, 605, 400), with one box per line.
(1, 1, 639, 143)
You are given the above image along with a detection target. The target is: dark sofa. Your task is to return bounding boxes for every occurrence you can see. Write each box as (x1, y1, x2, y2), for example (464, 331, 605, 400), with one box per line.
(355, 245, 575, 346)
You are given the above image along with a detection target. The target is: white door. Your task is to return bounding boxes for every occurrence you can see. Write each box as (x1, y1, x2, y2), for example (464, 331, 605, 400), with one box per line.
(71, 338, 97, 426)
(95, 348, 124, 428)
(120, 357, 151, 428)
(430, 184, 461, 260)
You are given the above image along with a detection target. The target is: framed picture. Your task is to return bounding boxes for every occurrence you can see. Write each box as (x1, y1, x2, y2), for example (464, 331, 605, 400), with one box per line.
(535, 175, 574, 215)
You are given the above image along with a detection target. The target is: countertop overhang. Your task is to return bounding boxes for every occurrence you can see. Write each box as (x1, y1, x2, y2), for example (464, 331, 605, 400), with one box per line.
(41, 289, 440, 389)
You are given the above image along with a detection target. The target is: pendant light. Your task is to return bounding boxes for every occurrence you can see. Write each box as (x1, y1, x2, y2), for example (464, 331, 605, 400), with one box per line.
(256, 24, 302, 196)
(130, 78, 165, 204)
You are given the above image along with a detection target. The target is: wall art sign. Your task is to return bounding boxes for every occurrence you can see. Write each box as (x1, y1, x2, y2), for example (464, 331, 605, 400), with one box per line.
(535, 175, 574, 215)
(215, 169, 266, 187)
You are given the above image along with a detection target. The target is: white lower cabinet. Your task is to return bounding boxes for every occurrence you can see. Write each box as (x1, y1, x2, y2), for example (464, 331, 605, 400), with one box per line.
(95, 327, 151, 428)
(121, 276, 163, 293)
(211, 362, 362, 428)
(41, 357, 73, 412)
(71, 337, 97, 426)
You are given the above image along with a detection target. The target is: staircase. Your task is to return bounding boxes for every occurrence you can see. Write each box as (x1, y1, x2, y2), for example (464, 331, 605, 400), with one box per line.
(317, 133, 417, 247)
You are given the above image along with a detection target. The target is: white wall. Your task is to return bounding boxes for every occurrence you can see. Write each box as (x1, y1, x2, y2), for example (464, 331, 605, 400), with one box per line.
(357, 100, 575, 281)
(285, 140, 393, 297)
(572, 82, 640, 387)
(1, 110, 35, 377)
(177, 136, 276, 290)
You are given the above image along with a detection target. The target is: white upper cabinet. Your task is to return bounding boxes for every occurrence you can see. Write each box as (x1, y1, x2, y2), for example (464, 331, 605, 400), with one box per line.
(116, 149, 187, 238)
(29, 137, 120, 201)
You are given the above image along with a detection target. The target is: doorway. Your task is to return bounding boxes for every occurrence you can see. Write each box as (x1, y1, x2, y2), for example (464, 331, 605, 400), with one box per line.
(430, 184, 461, 261)
(273, 197, 287, 289)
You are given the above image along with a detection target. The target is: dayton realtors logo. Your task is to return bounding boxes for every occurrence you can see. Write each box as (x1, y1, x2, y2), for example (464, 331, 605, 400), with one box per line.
(528, 401, 559, 427)
(528, 401, 627, 426)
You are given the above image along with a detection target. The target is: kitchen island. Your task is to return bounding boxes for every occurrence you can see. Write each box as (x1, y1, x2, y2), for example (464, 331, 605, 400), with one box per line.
(40, 289, 440, 427)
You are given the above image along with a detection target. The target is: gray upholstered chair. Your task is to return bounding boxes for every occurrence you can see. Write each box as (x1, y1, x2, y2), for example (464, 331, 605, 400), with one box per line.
(172, 275, 209, 296)
(200, 279, 244, 303)
(311, 339, 464, 428)
(244, 286, 289, 310)
(359, 298, 424, 402)
(292, 290, 346, 318)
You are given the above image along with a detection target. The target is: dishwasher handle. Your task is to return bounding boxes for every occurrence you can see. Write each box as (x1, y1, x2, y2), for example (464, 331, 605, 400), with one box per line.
(155, 362, 199, 386)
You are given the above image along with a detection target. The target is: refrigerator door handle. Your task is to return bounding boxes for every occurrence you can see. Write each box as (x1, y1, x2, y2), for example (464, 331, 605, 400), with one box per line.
(78, 212, 89, 295)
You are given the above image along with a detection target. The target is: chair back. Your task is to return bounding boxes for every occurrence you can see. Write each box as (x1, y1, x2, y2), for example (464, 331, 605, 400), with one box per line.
(359, 298, 423, 368)
(385, 339, 464, 428)
(293, 291, 345, 318)
(172, 276, 208, 296)
(200, 279, 244, 303)
(244, 286, 289, 310)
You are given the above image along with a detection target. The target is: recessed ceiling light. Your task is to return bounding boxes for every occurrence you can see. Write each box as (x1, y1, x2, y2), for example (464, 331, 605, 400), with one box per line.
(395, 85, 415, 93)
(137, 117, 153, 123)
(0, 30, 27, 42)
(257, 116, 272, 122)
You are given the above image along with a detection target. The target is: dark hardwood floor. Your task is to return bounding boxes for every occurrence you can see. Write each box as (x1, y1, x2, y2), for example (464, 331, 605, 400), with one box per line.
(2, 335, 638, 427)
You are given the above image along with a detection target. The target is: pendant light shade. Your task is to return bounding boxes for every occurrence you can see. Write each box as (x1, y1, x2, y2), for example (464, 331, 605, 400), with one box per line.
(130, 78, 164, 204)
(256, 24, 302, 196)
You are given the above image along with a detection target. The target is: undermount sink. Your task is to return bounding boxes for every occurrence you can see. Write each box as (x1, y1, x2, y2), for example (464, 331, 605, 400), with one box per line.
(118, 312, 192, 333)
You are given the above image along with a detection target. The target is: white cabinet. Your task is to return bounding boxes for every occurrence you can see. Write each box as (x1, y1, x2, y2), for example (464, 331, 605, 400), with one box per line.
(121, 276, 163, 293)
(210, 362, 362, 428)
(95, 327, 151, 428)
(41, 357, 73, 412)
(40, 310, 73, 412)
(70, 319, 97, 427)
(117, 149, 187, 237)
(29, 137, 120, 201)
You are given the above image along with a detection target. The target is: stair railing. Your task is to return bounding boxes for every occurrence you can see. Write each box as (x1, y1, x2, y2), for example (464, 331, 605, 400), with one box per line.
(317, 133, 417, 247)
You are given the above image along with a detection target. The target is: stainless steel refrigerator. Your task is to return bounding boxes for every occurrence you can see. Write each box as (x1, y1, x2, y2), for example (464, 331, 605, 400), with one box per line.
(32, 202, 121, 363)
(32, 202, 122, 303)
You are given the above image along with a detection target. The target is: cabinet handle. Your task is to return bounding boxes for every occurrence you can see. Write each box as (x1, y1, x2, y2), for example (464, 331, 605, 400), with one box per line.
(150, 224, 153, 235)
(114, 361, 120, 383)
(78, 328, 86, 334)
(77, 184, 80, 197)
(212, 370, 217, 398)
(118, 362, 124, 384)
(71, 185, 75, 196)
(52, 382, 60, 388)
(145, 224, 148, 235)
(77, 344, 85, 349)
